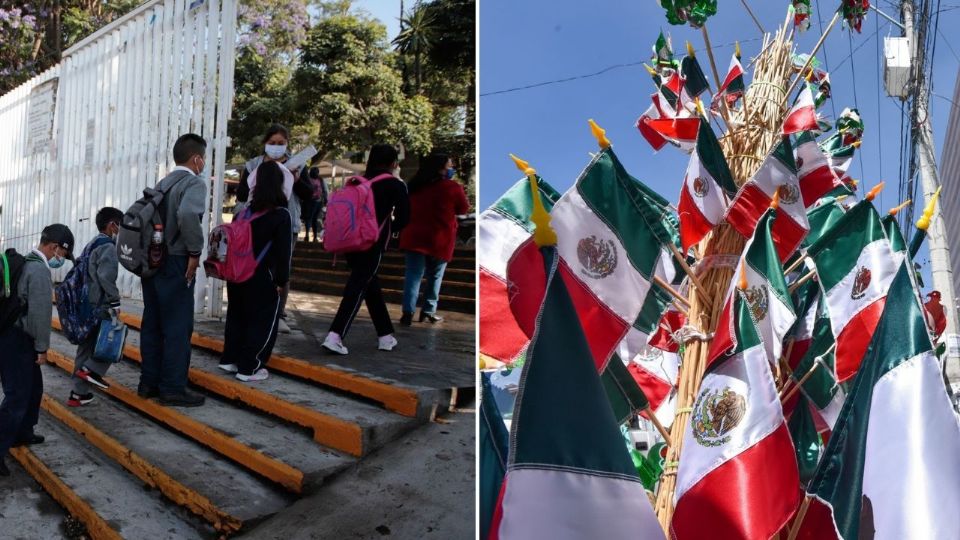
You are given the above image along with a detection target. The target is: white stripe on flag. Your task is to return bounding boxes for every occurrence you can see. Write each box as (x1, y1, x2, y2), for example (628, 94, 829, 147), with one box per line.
(818, 241, 903, 336)
(478, 209, 534, 278)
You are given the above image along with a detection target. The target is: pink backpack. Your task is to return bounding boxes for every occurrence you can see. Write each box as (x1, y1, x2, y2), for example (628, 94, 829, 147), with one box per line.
(323, 173, 393, 253)
(204, 208, 273, 283)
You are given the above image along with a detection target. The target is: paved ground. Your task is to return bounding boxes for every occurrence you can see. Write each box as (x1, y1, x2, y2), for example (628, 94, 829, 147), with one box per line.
(241, 404, 476, 540)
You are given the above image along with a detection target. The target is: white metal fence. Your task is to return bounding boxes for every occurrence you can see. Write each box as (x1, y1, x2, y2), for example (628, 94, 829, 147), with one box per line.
(0, 0, 236, 316)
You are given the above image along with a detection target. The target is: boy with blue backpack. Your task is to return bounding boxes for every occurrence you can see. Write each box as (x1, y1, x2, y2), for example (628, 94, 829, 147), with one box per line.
(66, 207, 124, 406)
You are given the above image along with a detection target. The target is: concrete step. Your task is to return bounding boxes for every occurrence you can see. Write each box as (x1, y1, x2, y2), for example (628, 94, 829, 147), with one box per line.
(48, 333, 356, 494)
(38, 365, 295, 532)
(23, 414, 214, 539)
(292, 248, 476, 271)
(291, 258, 477, 280)
(0, 456, 68, 539)
(289, 278, 475, 314)
(288, 266, 476, 298)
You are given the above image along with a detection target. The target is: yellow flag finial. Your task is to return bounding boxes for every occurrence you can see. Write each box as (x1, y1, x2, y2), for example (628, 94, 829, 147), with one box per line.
(735, 41, 741, 59)
(738, 259, 748, 291)
(852, 140, 862, 149)
(835, 194, 849, 202)
(865, 181, 884, 202)
(888, 199, 912, 216)
(588, 119, 611, 149)
(686, 41, 696, 58)
(694, 97, 706, 117)
(916, 186, 942, 231)
(771, 188, 780, 210)
(509, 154, 557, 247)
(644, 63, 657, 76)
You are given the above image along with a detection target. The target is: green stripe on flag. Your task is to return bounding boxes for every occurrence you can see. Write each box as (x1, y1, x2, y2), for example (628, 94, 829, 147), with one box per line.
(681, 55, 709, 98)
(807, 201, 886, 291)
(746, 209, 794, 314)
(802, 199, 846, 248)
(602, 355, 652, 424)
(492, 176, 562, 233)
(634, 284, 674, 335)
(731, 291, 763, 354)
(577, 148, 677, 277)
(881, 214, 907, 254)
(696, 118, 738, 197)
(794, 300, 839, 410)
(771, 137, 798, 172)
(788, 393, 822, 483)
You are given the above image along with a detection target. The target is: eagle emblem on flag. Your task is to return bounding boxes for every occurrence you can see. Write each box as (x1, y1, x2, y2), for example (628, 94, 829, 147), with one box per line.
(851, 266, 871, 300)
(576, 235, 618, 279)
(743, 286, 769, 321)
(692, 387, 747, 447)
(692, 176, 710, 198)
(777, 183, 800, 205)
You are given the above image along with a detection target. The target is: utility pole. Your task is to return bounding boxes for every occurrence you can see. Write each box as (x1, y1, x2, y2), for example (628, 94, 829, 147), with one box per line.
(902, 1, 960, 374)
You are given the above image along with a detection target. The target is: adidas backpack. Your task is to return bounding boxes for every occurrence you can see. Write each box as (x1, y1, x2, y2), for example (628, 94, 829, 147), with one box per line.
(0, 248, 27, 333)
(117, 174, 188, 277)
(323, 173, 393, 254)
(55, 236, 114, 344)
(204, 208, 273, 283)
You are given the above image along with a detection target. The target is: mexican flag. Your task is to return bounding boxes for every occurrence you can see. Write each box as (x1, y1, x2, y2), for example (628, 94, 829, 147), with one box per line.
(795, 131, 844, 207)
(790, 297, 845, 431)
(480, 372, 510, 540)
(796, 264, 960, 540)
(673, 213, 801, 538)
(783, 84, 820, 135)
(715, 52, 745, 107)
(802, 197, 846, 248)
(678, 117, 737, 252)
(507, 147, 678, 371)
(478, 177, 561, 365)
(710, 209, 797, 369)
(725, 137, 809, 261)
(806, 200, 904, 382)
(489, 246, 665, 540)
(881, 213, 908, 254)
(819, 131, 857, 173)
(624, 339, 680, 425)
(643, 116, 700, 152)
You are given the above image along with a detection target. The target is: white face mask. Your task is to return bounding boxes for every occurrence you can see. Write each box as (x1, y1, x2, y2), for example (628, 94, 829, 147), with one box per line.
(393, 167, 402, 178)
(265, 144, 287, 160)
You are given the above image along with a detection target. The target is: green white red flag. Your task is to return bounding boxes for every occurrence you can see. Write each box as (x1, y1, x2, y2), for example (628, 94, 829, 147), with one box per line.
(783, 85, 820, 135)
(489, 246, 665, 540)
(795, 131, 844, 207)
(725, 137, 809, 261)
(714, 52, 745, 109)
(678, 118, 736, 251)
(478, 178, 560, 364)
(673, 209, 801, 539)
(795, 263, 960, 540)
(806, 200, 905, 382)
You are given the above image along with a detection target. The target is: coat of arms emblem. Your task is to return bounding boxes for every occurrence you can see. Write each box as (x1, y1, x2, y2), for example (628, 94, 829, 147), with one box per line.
(577, 235, 617, 279)
(743, 285, 768, 321)
(796, 156, 804, 169)
(777, 183, 800, 205)
(692, 387, 747, 447)
(851, 266, 871, 300)
(692, 176, 709, 198)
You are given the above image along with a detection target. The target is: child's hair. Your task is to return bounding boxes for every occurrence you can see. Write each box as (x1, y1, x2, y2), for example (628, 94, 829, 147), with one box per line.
(95, 207, 124, 232)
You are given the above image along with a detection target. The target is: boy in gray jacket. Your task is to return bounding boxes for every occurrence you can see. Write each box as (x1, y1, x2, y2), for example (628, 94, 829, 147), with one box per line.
(69, 207, 124, 406)
(0, 224, 74, 476)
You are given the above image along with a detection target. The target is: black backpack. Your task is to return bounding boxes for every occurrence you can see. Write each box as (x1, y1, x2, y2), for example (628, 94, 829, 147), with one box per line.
(0, 248, 28, 333)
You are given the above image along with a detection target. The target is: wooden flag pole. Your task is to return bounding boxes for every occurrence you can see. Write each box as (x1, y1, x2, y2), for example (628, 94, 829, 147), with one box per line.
(787, 496, 812, 540)
(780, 355, 828, 404)
(644, 407, 674, 446)
(654, 275, 692, 309)
(783, 252, 809, 276)
(788, 269, 816, 294)
(739, 0, 765, 34)
(784, 10, 841, 103)
(667, 242, 712, 310)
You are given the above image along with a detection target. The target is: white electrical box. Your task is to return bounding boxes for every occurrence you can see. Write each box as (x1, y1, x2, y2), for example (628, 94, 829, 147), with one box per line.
(884, 36, 911, 98)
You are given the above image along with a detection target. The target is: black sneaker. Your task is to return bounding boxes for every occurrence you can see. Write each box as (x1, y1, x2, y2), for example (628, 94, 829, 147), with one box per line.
(12, 434, 45, 447)
(67, 391, 95, 407)
(159, 390, 205, 407)
(399, 312, 413, 326)
(137, 383, 160, 399)
(76, 368, 109, 390)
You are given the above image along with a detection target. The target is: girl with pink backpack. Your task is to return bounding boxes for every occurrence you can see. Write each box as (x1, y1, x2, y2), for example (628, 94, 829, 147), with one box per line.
(218, 161, 293, 382)
(322, 144, 410, 355)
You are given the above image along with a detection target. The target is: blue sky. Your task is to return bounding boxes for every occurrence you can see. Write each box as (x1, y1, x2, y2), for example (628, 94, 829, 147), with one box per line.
(353, 0, 402, 40)
(480, 0, 960, 288)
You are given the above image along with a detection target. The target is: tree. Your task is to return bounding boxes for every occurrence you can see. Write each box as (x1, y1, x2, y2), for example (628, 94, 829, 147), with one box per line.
(290, 10, 433, 160)
(392, 3, 437, 94)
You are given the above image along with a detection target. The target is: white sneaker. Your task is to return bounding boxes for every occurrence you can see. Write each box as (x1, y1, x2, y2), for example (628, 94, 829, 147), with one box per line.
(323, 333, 348, 355)
(378, 335, 398, 351)
(217, 363, 238, 373)
(277, 318, 292, 334)
(236, 368, 269, 382)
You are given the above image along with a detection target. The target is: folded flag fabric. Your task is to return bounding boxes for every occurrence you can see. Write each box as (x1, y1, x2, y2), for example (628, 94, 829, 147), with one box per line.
(819, 131, 857, 174)
(478, 178, 561, 365)
(726, 137, 809, 261)
(507, 147, 678, 370)
(796, 263, 960, 540)
(790, 297, 845, 431)
(490, 246, 665, 540)
(794, 131, 844, 207)
(480, 372, 510, 540)
(802, 197, 846, 248)
(673, 211, 801, 539)
(806, 200, 904, 382)
(678, 118, 736, 252)
(643, 115, 700, 152)
(782, 85, 820, 135)
(714, 52, 745, 108)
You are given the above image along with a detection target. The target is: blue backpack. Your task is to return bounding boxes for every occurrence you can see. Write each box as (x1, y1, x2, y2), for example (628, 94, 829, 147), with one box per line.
(55, 236, 114, 344)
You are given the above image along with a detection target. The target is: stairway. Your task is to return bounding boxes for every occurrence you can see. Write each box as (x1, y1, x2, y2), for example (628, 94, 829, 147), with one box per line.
(290, 243, 476, 314)
(4, 313, 449, 538)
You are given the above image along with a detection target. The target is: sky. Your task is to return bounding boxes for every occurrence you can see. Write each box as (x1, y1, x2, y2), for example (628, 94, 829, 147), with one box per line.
(479, 0, 960, 289)
(353, 0, 402, 40)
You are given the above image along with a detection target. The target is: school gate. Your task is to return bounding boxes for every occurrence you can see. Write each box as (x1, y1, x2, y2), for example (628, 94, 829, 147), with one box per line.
(0, 0, 237, 316)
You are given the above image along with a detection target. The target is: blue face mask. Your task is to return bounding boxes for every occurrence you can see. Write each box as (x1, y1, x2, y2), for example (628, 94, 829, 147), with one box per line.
(446, 167, 456, 180)
(48, 255, 65, 269)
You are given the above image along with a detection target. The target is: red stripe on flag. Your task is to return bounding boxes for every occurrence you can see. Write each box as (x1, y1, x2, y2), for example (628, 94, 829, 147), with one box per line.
(783, 107, 819, 135)
(649, 310, 687, 353)
(626, 362, 673, 413)
(835, 298, 887, 382)
(706, 296, 735, 370)
(672, 422, 802, 540)
(645, 117, 700, 143)
(781, 338, 812, 419)
(487, 477, 508, 540)
(479, 269, 530, 363)
(771, 210, 808, 262)
(678, 185, 716, 252)
(637, 115, 668, 151)
(793, 497, 842, 540)
(799, 166, 842, 207)
(726, 184, 770, 239)
(720, 65, 743, 93)
(506, 239, 629, 371)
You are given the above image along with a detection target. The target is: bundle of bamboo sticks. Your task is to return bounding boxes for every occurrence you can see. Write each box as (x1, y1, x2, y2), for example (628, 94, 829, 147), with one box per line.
(652, 19, 797, 532)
